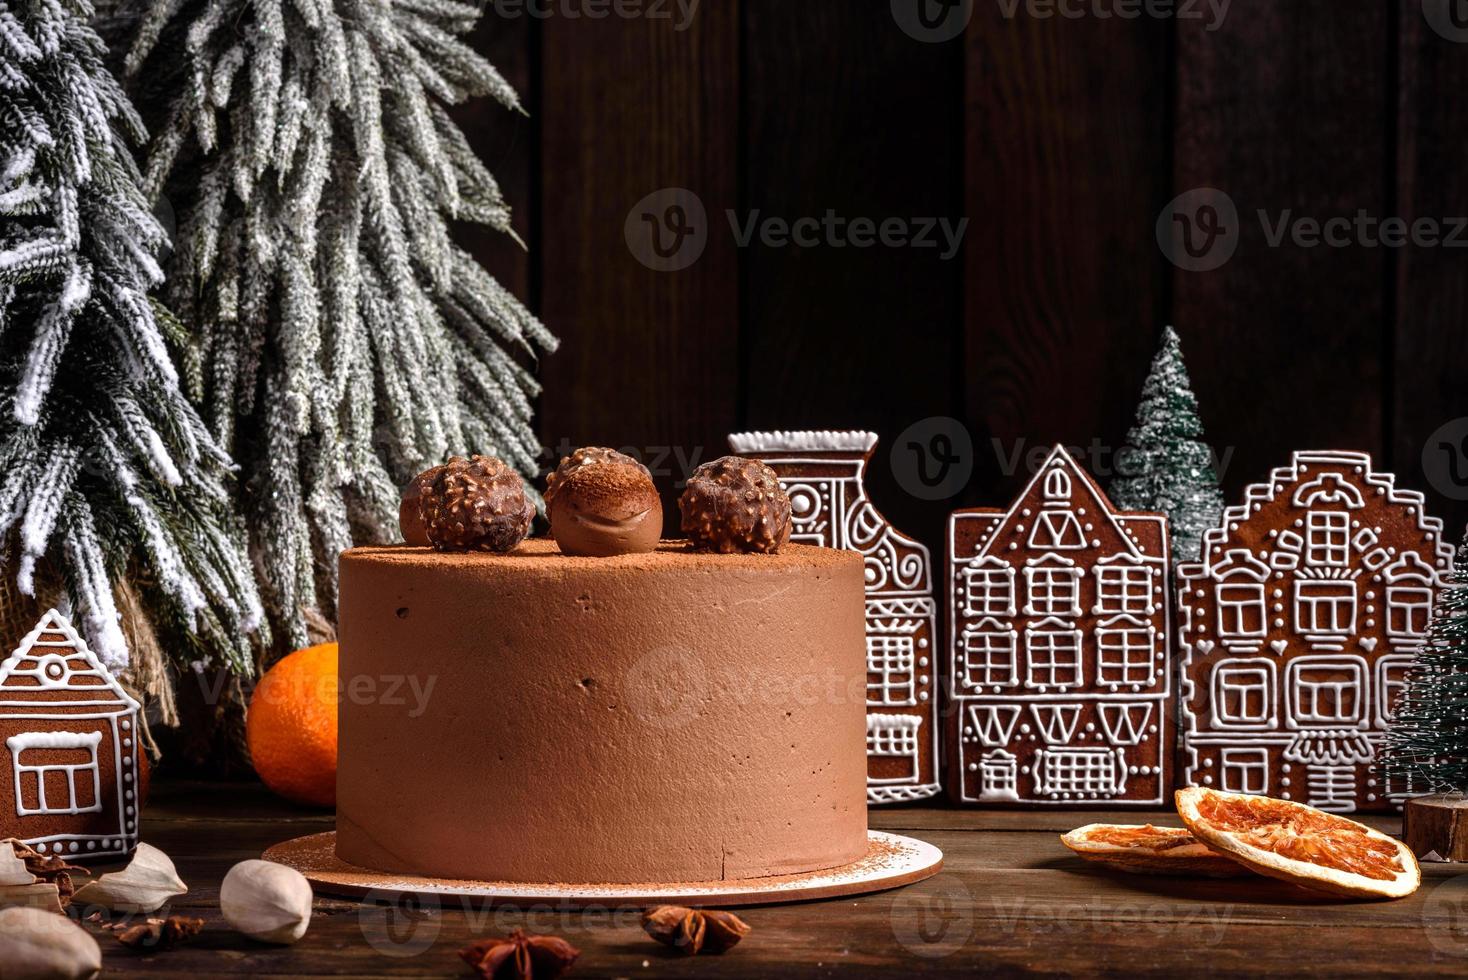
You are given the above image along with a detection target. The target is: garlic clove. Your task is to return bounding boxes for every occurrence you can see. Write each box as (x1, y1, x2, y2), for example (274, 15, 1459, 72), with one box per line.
(0, 841, 37, 886)
(220, 859, 313, 944)
(0, 906, 102, 980)
(0, 882, 63, 913)
(70, 842, 188, 913)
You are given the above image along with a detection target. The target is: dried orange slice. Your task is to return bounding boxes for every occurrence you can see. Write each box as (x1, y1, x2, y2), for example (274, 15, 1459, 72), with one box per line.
(1061, 823, 1251, 877)
(1175, 787, 1420, 899)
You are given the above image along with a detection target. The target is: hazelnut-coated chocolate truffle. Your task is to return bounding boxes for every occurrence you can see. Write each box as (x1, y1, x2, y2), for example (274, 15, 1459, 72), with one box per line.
(545, 447, 663, 556)
(678, 456, 792, 554)
(399, 465, 445, 547)
(418, 455, 534, 552)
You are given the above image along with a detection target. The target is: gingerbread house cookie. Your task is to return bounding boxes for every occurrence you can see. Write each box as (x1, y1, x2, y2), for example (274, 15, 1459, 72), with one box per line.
(947, 445, 1171, 806)
(0, 610, 140, 859)
(728, 431, 941, 803)
(1178, 451, 1453, 813)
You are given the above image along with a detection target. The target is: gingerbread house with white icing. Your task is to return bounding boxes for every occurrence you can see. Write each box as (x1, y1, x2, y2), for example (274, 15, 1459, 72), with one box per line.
(947, 445, 1171, 806)
(0, 610, 140, 859)
(1177, 451, 1453, 813)
(729, 430, 942, 804)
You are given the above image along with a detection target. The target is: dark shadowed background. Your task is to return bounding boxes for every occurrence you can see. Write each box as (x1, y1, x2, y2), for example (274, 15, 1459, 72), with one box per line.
(453, 0, 1468, 558)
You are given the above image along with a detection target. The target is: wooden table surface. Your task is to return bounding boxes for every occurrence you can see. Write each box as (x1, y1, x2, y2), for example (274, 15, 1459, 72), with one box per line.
(85, 780, 1468, 977)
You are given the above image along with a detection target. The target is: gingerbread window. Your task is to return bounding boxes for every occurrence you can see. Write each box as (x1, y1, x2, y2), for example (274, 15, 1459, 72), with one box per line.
(866, 714, 921, 776)
(866, 635, 917, 706)
(1295, 580, 1357, 636)
(8, 731, 104, 817)
(1023, 559, 1082, 618)
(1386, 584, 1433, 639)
(963, 561, 1016, 617)
(1213, 660, 1275, 726)
(1375, 655, 1416, 725)
(1288, 658, 1365, 725)
(1306, 511, 1351, 567)
(1037, 748, 1118, 796)
(979, 750, 1018, 798)
(1216, 580, 1267, 638)
(1024, 622, 1083, 689)
(963, 623, 1017, 688)
(1094, 562, 1151, 615)
(1220, 747, 1270, 794)
(1096, 616, 1155, 686)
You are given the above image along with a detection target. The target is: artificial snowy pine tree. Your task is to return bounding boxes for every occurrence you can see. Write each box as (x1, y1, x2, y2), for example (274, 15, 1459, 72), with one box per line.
(1382, 529, 1468, 795)
(113, 0, 556, 648)
(0, 0, 263, 671)
(1110, 326, 1225, 566)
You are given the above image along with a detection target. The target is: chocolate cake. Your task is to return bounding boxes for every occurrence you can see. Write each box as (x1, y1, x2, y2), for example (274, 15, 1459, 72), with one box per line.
(335, 539, 870, 884)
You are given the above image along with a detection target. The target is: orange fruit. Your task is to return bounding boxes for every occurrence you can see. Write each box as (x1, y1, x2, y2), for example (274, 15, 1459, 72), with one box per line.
(1175, 787, 1420, 899)
(1061, 823, 1250, 878)
(246, 643, 338, 807)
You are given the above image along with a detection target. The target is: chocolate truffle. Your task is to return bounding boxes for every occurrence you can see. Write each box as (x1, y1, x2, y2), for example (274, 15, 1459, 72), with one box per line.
(679, 456, 792, 554)
(545, 447, 662, 557)
(419, 455, 534, 552)
(399, 465, 444, 547)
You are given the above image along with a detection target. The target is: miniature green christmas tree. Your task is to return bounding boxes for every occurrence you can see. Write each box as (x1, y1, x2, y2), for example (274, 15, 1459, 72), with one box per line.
(109, 0, 556, 648)
(1382, 529, 1468, 795)
(0, 0, 262, 670)
(1111, 326, 1225, 566)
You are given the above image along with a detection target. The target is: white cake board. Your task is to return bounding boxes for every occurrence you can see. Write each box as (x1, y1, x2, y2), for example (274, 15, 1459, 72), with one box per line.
(263, 831, 942, 908)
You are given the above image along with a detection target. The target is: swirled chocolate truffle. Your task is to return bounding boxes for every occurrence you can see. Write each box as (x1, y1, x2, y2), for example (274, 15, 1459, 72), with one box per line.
(545, 447, 662, 557)
(418, 455, 534, 552)
(678, 456, 792, 554)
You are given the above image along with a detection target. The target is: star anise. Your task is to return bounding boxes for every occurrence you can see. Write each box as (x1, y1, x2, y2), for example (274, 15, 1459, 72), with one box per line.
(114, 915, 205, 950)
(5, 838, 86, 905)
(641, 905, 751, 955)
(458, 928, 580, 979)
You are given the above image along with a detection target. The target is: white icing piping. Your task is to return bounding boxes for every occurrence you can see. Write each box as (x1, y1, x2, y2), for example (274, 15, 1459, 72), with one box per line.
(728, 430, 878, 453)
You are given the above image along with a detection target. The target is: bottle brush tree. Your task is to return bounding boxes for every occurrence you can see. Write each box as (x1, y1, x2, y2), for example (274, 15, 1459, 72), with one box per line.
(1111, 325, 1225, 566)
(1382, 528, 1468, 797)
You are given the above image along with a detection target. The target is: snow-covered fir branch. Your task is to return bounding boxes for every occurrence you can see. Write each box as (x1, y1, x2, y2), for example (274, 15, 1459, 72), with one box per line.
(0, 0, 264, 670)
(109, 0, 556, 648)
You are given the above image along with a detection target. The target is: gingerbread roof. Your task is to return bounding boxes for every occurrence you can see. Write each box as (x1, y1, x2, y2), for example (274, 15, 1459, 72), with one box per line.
(0, 610, 138, 715)
(958, 445, 1164, 563)
(1182, 450, 1450, 579)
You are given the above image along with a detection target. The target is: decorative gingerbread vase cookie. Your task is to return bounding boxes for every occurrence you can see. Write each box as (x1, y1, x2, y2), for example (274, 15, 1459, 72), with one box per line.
(0, 610, 141, 859)
(728, 431, 941, 804)
(1177, 451, 1453, 813)
(947, 445, 1171, 806)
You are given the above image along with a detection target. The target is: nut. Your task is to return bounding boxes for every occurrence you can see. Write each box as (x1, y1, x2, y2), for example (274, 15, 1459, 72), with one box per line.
(399, 465, 445, 546)
(419, 455, 535, 552)
(678, 456, 792, 554)
(70, 842, 187, 914)
(219, 859, 313, 945)
(545, 448, 662, 556)
(0, 905, 102, 979)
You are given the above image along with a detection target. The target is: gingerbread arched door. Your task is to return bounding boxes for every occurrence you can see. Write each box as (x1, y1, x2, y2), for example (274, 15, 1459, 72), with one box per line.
(729, 431, 941, 804)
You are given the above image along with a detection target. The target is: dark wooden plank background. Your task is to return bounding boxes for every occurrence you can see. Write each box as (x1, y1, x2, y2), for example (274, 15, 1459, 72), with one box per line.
(457, 0, 1468, 558)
